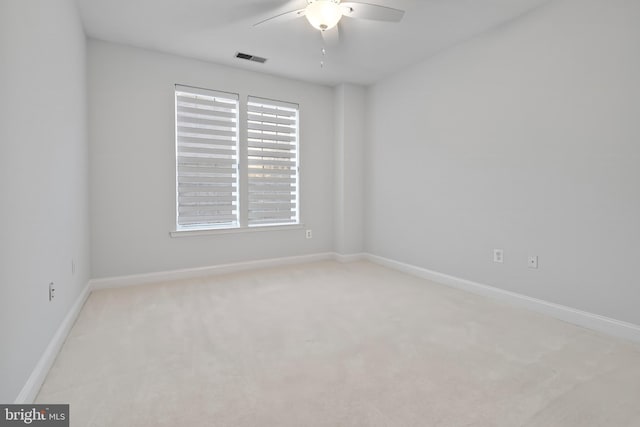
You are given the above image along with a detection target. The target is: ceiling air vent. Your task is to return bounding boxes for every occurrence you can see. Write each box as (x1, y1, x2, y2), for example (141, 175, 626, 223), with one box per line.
(235, 52, 267, 64)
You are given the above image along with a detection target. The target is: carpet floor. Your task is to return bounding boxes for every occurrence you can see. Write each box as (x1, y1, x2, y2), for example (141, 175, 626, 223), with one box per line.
(36, 261, 640, 426)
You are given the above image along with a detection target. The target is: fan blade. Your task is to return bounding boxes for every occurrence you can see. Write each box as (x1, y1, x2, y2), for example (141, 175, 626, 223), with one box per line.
(321, 26, 340, 47)
(253, 8, 306, 27)
(340, 2, 405, 22)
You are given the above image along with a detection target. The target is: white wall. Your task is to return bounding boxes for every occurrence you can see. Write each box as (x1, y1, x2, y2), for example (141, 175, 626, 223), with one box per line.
(0, 0, 90, 402)
(89, 41, 335, 278)
(366, 0, 640, 325)
(334, 84, 365, 255)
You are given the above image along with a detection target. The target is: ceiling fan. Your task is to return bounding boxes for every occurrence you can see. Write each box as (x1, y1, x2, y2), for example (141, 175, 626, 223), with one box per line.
(254, 0, 405, 45)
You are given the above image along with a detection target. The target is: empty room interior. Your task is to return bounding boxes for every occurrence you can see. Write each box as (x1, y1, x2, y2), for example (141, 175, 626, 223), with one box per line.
(2, 0, 640, 425)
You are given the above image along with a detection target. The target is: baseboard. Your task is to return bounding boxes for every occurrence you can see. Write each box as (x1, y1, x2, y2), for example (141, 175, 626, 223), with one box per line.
(365, 254, 640, 343)
(333, 252, 367, 263)
(90, 252, 336, 290)
(14, 281, 92, 404)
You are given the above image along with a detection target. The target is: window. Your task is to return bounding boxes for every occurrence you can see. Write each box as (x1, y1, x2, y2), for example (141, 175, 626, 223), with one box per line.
(175, 85, 239, 230)
(175, 86, 299, 232)
(247, 97, 299, 227)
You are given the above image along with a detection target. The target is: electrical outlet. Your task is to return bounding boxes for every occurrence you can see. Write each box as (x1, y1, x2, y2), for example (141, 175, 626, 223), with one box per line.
(493, 249, 504, 263)
(528, 256, 538, 269)
(49, 282, 55, 301)
(306, 229, 313, 239)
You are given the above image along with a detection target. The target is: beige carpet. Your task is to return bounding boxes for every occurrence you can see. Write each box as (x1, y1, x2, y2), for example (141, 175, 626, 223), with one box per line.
(36, 261, 640, 426)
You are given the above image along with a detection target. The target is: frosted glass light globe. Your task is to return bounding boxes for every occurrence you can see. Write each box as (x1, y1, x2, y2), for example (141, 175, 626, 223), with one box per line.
(305, 0, 343, 31)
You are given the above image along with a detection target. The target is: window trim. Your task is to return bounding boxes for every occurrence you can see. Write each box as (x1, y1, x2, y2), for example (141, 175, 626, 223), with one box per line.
(169, 223, 304, 238)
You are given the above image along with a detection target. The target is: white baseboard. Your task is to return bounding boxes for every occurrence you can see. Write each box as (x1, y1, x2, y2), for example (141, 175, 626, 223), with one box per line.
(90, 252, 335, 290)
(14, 281, 92, 404)
(333, 252, 367, 263)
(365, 254, 640, 343)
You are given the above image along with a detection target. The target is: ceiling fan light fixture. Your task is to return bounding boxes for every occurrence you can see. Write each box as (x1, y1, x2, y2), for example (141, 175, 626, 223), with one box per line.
(305, 0, 343, 31)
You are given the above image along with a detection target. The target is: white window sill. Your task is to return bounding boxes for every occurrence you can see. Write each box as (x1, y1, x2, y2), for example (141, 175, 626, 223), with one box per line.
(170, 224, 304, 238)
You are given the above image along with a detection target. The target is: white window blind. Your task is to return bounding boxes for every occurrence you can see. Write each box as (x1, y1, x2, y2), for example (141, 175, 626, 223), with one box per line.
(175, 85, 239, 229)
(247, 96, 299, 227)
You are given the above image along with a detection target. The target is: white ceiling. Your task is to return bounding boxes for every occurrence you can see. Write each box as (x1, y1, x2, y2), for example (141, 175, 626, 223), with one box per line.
(75, 0, 551, 86)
